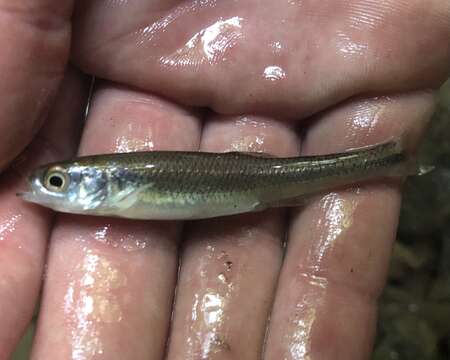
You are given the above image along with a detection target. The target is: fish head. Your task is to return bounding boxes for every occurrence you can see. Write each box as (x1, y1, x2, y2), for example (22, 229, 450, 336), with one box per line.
(19, 162, 109, 214)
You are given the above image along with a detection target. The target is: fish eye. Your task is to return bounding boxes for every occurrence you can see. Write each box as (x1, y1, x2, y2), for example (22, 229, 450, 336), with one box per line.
(44, 168, 69, 192)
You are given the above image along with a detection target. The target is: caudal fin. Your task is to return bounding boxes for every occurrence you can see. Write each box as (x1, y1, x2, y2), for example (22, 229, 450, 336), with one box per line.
(389, 134, 435, 177)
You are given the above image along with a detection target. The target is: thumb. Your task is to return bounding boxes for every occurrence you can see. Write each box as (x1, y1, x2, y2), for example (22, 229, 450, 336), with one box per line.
(0, 0, 74, 170)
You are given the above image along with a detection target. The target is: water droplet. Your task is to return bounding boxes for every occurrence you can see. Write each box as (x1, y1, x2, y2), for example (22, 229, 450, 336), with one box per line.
(263, 65, 287, 81)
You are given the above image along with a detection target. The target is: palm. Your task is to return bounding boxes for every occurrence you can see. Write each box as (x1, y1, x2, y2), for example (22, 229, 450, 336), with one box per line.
(0, 1, 448, 359)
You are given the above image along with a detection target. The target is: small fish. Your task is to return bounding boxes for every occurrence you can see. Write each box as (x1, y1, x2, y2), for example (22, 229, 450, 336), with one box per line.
(18, 138, 430, 220)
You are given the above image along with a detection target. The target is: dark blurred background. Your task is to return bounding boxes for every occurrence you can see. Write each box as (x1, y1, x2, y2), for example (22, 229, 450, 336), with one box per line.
(374, 80, 450, 360)
(12, 81, 450, 359)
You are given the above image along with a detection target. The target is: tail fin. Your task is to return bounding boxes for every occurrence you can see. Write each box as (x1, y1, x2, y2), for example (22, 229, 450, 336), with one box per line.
(416, 164, 435, 176)
(389, 134, 435, 177)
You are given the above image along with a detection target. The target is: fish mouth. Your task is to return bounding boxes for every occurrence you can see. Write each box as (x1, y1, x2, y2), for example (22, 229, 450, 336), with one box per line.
(17, 190, 60, 212)
(16, 191, 40, 204)
(16, 175, 37, 203)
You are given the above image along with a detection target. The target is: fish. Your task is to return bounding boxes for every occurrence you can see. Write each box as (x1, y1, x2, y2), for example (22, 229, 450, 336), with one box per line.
(17, 137, 431, 220)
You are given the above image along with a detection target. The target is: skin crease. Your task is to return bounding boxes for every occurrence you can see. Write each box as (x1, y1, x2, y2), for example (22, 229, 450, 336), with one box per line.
(0, 0, 447, 359)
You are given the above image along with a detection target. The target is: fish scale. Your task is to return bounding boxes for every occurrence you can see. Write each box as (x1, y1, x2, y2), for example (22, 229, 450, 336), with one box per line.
(19, 137, 421, 220)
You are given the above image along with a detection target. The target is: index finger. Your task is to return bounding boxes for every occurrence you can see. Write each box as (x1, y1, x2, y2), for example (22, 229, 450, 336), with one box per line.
(264, 91, 436, 359)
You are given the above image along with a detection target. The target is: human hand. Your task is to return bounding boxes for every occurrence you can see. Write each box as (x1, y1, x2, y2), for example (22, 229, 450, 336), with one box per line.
(1, 1, 449, 359)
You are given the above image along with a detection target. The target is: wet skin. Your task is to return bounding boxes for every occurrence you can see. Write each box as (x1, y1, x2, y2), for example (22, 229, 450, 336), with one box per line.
(0, 1, 449, 359)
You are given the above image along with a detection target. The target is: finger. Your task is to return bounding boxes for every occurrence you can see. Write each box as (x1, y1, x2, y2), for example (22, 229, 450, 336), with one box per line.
(31, 85, 202, 360)
(0, 0, 74, 169)
(166, 116, 300, 359)
(73, 0, 449, 117)
(0, 68, 88, 359)
(263, 91, 436, 359)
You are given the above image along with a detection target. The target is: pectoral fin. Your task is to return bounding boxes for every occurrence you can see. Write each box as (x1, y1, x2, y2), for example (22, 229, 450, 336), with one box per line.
(113, 184, 153, 210)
